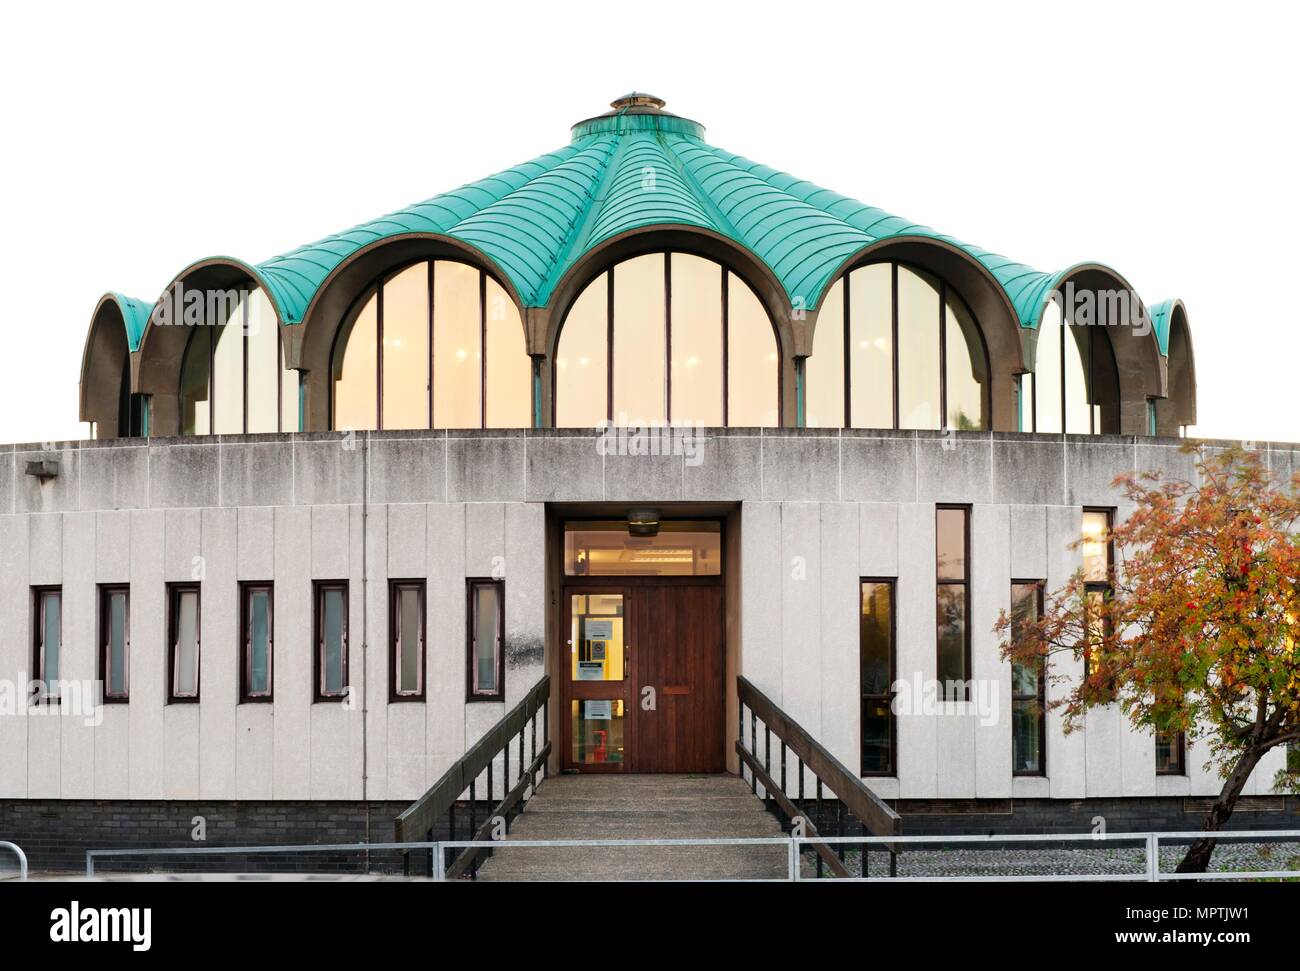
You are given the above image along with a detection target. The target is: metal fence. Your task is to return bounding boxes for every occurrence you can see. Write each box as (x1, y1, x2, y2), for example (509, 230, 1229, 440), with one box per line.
(76, 829, 1300, 882)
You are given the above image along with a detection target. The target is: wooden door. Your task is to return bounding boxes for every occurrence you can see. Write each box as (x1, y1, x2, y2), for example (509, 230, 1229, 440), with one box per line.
(630, 585, 725, 773)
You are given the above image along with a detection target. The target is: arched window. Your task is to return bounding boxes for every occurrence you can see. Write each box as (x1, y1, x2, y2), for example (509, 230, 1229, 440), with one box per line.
(1018, 297, 1119, 434)
(179, 287, 299, 436)
(330, 260, 530, 430)
(553, 251, 780, 427)
(807, 262, 988, 430)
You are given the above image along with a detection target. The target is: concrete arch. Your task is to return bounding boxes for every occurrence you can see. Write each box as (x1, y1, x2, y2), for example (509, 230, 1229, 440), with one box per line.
(294, 233, 527, 432)
(79, 294, 137, 437)
(1023, 263, 1164, 436)
(813, 236, 1027, 432)
(1155, 300, 1196, 433)
(539, 225, 796, 426)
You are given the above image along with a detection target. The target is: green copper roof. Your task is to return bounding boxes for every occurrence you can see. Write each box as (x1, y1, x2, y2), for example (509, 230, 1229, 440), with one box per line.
(212, 97, 1155, 348)
(108, 292, 153, 352)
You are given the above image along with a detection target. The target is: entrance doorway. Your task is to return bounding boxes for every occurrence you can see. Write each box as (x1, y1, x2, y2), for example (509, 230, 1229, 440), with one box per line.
(560, 521, 725, 774)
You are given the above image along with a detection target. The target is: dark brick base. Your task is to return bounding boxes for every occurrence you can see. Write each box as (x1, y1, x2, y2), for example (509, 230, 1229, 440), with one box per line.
(0, 800, 419, 873)
(891, 796, 1300, 836)
(4, 795, 1298, 873)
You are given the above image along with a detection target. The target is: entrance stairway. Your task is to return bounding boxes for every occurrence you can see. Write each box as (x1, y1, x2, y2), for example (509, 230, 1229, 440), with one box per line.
(475, 774, 788, 881)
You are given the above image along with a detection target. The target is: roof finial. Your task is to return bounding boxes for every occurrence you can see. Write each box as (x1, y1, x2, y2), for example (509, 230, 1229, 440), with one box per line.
(611, 92, 666, 112)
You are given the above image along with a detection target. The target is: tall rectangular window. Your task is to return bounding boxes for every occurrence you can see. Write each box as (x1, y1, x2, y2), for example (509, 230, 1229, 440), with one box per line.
(1081, 508, 1114, 681)
(240, 582, 273, 701)
(390, 580, 425, 700)
(468, 579, 504, 701)
(936, 506, 970, 701)
(1011, 581, 1046, 775)
(860, 579, 896, 776)
(99, 585, 130, 702)
(168, 584, 201, 702)
(315, 581, 349, 701)
(33, 587, 61, 702)
(1156, 732, 1185, 775)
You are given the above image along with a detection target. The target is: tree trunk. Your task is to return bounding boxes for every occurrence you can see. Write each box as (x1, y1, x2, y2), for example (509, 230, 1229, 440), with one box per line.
(1175, 747, 1264, 874)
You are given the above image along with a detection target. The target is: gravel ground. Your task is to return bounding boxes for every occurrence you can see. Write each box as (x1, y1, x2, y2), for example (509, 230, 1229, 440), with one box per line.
(825, 841, 1300, 879)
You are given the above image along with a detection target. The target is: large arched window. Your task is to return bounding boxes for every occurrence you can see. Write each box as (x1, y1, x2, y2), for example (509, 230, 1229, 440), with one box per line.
(553, 252, 780, 427)
(807, 262, 989, 430)
(330, 260, 531, 430)
(179, 287, 299, 435)
(1018, 297, 1119, 434)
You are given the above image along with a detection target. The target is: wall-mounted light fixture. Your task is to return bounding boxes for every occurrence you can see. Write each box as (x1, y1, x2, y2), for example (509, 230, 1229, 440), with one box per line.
(627, 507, 660, 537)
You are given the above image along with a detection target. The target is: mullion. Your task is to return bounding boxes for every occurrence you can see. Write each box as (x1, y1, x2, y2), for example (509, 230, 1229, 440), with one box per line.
(941, 284, 948, 428)
(434, 259, 439, 426)
(376, 278, 385, 430)
(843, 269, 851, 427)
(891, 263, 900, 429)
(664, 252, 672, 424)
(721, 269, 729, 427)
(606, 269, 614, 423)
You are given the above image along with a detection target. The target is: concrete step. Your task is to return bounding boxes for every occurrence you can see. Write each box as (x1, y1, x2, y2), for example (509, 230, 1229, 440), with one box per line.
(474, 772, 790, 882)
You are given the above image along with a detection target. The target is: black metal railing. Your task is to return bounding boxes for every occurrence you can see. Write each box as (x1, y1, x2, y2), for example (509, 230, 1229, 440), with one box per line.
(394, 674, 550, 879)
(736, 675, 901, 878)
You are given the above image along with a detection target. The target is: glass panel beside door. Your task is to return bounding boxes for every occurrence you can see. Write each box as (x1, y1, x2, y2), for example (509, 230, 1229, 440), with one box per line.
(566, 592, 628, 769)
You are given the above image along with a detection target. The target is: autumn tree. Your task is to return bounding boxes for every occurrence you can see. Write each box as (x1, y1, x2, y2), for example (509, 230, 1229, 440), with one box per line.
(997, 445, 1300, 873)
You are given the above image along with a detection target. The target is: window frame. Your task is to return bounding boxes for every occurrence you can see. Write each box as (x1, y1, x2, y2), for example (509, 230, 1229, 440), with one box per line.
(859, 577, 897, 778)
(98, 583, 130, 703)
(389, 579, 427, 701)
(177, 290, 292, 436)
(551, 250, 783, 428)
(1010, 579, 1047, 777)
(814, 260, 991, 431)
(466, 578, 506, 702)
(935, 504, 972, 702)
(167, 582, 202, 704)
(1081, 507, 1115, 683)
(1155, 731, 1187, 776)
(1022, 300, 1119, 435)
(313, 580, 350, 702)
(329, 259, 532, 431)
(239, 581, 274, 703)
(32, 585, 62, 704)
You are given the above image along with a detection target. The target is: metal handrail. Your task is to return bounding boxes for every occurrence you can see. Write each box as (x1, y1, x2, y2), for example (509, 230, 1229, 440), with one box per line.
(86, 841, 440, 877)
(394, 674, 551, 878)
(75, 829, 1300, 881)
(736, 675, 902, 878)
(1, 841, 28, 881)
(429, 830, 1300, 882)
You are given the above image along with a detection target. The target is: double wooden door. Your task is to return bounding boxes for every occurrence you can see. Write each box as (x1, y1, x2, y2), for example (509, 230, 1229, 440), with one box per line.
(562, 583, 724, 773)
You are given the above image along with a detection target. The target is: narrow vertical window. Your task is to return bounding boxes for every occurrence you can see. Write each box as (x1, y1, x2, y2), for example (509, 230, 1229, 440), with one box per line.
(860, 579, 896, 776)
(33, 587, 62, 702)
(1010, 581, 1046, 775)
(240, 582, 273, 701)
(315, 581, 349, 701)
(1156, 731, 1186, 775)
(168, 584, 201, 702)
(390, 580, 426, 700)
(1081, 508, 1114, 682)
(468, 579, 505, 701)
(99, 585, 130, 702)
(936, 506, 970, 700)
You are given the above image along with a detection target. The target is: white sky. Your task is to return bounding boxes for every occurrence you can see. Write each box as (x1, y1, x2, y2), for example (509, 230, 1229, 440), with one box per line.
(1, 0, 1296, 445)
